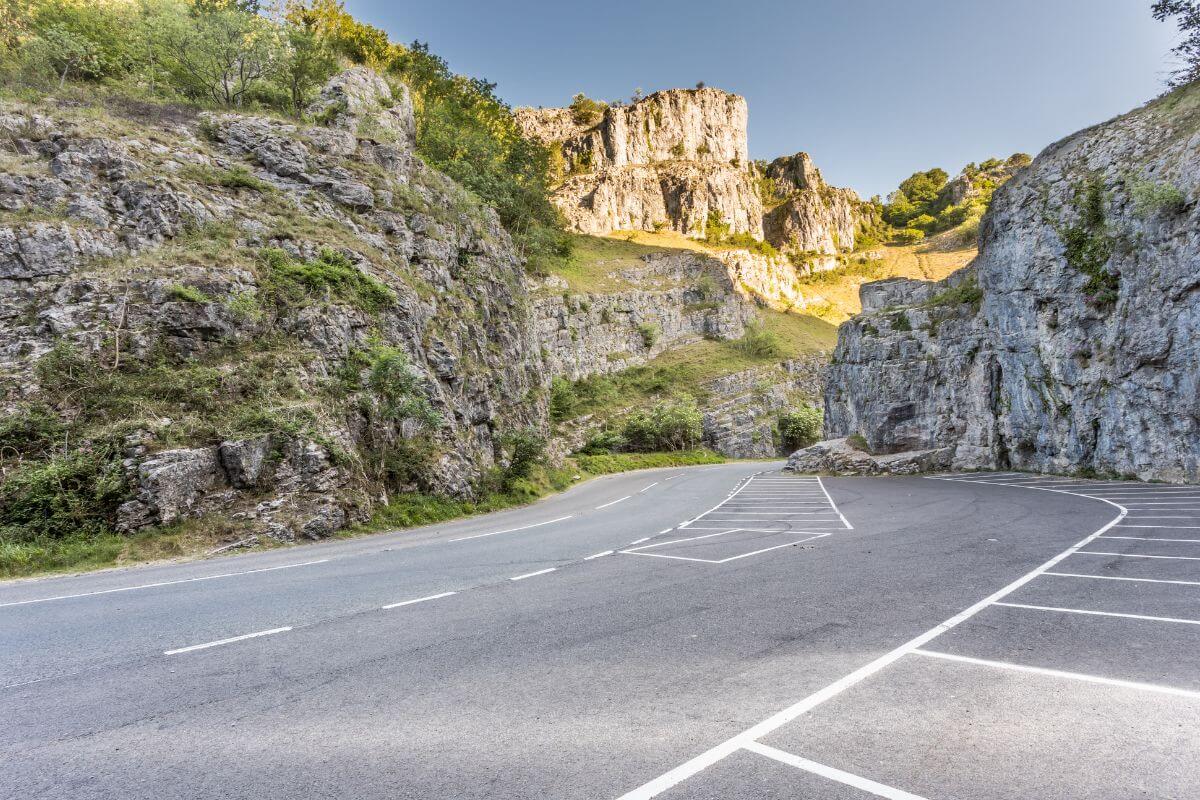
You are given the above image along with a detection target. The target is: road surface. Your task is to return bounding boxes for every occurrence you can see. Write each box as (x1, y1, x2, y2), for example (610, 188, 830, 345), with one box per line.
(1, 464, 1197, 799)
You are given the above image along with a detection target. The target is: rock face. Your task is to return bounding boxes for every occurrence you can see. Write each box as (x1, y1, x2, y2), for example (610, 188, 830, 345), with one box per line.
(533, 251, 754, 379)
(762, 153, 862, 255)
(819, 85, 1200, 482)
(0, 69, 547, 540)
(702, 356, 825, 458)
(518, 89, 763, 239)
(518, 91, 866, 268)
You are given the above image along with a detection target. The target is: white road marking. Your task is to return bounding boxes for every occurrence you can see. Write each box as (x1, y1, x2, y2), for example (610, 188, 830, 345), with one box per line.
(1104, 535, 1200, 542)
(743, 742, 930, 800)
(993, 601, 1200, 626)
(616, 483, 1126, 800)
(817, 476, 854, 529)
(510, 568, 557, 581)
(583, 550, 613, 560)
(911, 649, 1200, 700)
(629, 537, 650, 545)
(0, 559, 330, 608)
(596, 495, 631, 510)
(1044, 571, 1200, 587)
(382, 591, 457, 610)
(164, 626, 292, 656)
(449, 515, 574, 542)
(620, 530, 831, 564)
(638, 482, 659, 493)
(1077, 551, 1200, 561)
(1114, 524, 1200, 529)
(663, 473, 684, 481)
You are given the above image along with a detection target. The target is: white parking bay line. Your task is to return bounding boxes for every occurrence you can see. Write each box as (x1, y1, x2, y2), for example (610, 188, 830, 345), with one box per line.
(1077, 551, 1200, 561)
(743, 742, 930, 800)
(164, 626, 292, 656)
(0, 559, 330, 608)
(382, 591, 457, 610)
(449, 515, 573, 542)
(992, 601, 1200, 626)
(510, 568, 556, 581)
(1104, 535, 1200, 543)
(1044, 571, 1200, 587)
(596, 496, 631, 510)
(911, 649, 1200, 700)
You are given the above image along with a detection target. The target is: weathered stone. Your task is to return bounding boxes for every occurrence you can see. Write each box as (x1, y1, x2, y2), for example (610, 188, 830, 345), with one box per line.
(129, 447, 223, 526)
(784, 438, 953, 475)
(307, 66, 415, 148)
(219, 437, 274, 490)
(822, 88, 1200, 482)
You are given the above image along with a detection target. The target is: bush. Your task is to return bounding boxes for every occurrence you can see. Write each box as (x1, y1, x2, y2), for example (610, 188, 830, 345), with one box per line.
(1129, 178, 1187, 218)
(0, 446, 128, 543)
(893, 228, 925, 245)
(260, 247, 395, 313)
(501, 429, 546, 488)
(168, 284, 212, 304)
(733, 320, 784, 358)
(779, 405, 823, 451)
(637, 323, 660, 349)
(620, 399, 703, 452)
(568, 92, 607, 125)
(365, 345, 439, 426)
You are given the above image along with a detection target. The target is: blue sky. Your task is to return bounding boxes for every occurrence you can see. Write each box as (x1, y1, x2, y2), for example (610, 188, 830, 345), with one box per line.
(345, 0, 1178, 199)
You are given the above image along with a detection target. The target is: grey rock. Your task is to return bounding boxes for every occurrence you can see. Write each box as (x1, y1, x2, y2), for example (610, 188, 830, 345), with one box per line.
(219, 437, 274, 490)
(784, 438, 953, 476)
(129, 447, 223, 526)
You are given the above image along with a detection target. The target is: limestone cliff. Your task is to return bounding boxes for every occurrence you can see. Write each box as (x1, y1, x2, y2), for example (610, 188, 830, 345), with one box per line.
(518, 88, 763, 239)
(761, 152, 863, 255)
(811, 84, 1200, 482)
(0, 68, 547, 540)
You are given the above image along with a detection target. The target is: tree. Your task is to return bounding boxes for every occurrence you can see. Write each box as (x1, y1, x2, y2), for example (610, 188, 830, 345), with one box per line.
(274, 21, 337, 116)
(159, 2, 279, 106)
(1153, 1, 1200, 87)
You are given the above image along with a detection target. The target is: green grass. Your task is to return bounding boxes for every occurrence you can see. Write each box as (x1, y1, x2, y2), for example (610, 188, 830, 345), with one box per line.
(573, 449, 723, 474)
(540, 234, 691, 293)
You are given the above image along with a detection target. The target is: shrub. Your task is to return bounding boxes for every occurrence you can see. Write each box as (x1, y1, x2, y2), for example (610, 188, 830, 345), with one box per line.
(892, 311, 913, 331)
(568, 92, 607, 126)
(0, 445, 128, 543)
(1059, 178, 1119, 306)
(1129, 178, 1187, 218)
(733, 320, 784, 358)
(637, 323, 659, 349)
(579, 428, 628, 455)
(549, 376, 577, 422)
(847, 433, 870, 452)
(501, 429, 546, 487)
(0, 402, 63, 460)
(620, 399, 703, 452)
(893, 228, 925, 245)
(779, 405, 823, 451)
(670, 141, 686, 158)
(924, 277, 983, 311)
(365, 346, 439, 427)
(168, 284, 212, 304)
(260, 248, 395, 313)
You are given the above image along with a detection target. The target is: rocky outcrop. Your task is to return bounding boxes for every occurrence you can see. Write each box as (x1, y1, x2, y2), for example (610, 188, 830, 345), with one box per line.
(518, 89, 763, 238)
(701, 356, 825, 458)
(818, 84, 1200, 482)
(785, 438, 952, 475)
(762, 153, 861, 254)
(534, 251, 754, 379)
(0, 69, 548, 540)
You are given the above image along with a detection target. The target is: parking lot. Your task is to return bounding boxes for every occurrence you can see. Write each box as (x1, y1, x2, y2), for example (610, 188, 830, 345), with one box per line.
(625, 471, 1200, 799)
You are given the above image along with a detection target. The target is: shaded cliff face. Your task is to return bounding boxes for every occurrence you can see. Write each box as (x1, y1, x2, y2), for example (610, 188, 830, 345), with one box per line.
(822, 84, 1200, 481)
(0, 69, 547, 539)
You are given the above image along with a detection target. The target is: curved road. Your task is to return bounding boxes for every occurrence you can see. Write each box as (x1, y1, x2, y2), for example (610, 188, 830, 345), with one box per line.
(1, 465, 1196, 798)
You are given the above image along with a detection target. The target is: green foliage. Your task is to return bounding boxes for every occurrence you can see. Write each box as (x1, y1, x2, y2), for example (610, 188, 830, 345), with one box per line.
(182, 164, 273, 193)
(168, 283, 212, 304)
(573, 449, 723, 475)
(732, 320, 784, 358)
(847, 433, 870, 452)
(0, 444, 128, 543)
(637, 322, 660, 349)
(881, 154, 1030, 239)
(923, 276, 983, 311)
(779, 405, 822, 451)
(1129, 177, 1188, 218)
(260, 247, 395, 312)
(568, 92, 606, 125)
(500, 429, 545, 488)
(892, 311, 912, 331)
(548, 376, 578, 423)
(695, 273, 717, 300)
(364, 345, 439, 426)
(1153, 1, 1200, 88)
(619, 398, 703, 452)
(0, 401, 64, 460)
(892, 228, 925, 245)
(1058, 177, 1119, 306)
(702, 210, 779, 256)
(670, 140, 685, 158)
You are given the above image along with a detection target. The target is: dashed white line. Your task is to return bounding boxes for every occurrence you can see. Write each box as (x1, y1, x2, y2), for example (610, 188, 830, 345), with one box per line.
(993, 601, 1200, 626)
(510, 568, 556, 581)
(911, 649, 1200, 700)
(382, 591, 457, 610)
(583, 550, 614, 560)
(629, 537, 651, 545)
(638, 482, 659, 493)
(0, 559, 331, 608)
(743, 742, 929, 800)
(596, 496, 631, 510)
(449, 515, 573, 542)
(164, 626, 292, 656)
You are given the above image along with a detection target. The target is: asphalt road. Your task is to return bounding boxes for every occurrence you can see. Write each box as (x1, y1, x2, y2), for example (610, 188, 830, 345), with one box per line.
(1, 464, 1197, 799)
